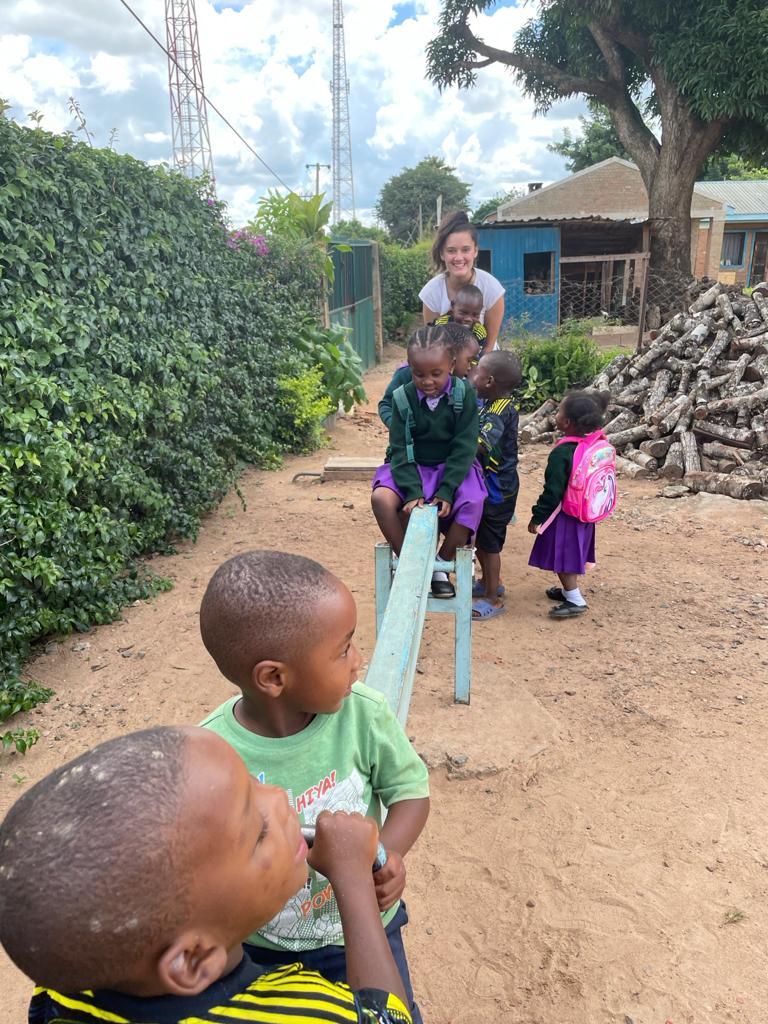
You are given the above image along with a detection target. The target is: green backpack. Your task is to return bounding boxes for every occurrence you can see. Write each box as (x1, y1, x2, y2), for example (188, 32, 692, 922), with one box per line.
(392, 378, 466, 464)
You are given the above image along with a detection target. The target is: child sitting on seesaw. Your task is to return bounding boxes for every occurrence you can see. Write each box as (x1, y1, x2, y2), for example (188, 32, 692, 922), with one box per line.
(430, 282, 490, 354)
(372, 322, 486, 599)
(470, 349, 523, 620)
(0, 726, 413, 1024)
(378, 322, 480, 428)
(199, 550, 429, 1023)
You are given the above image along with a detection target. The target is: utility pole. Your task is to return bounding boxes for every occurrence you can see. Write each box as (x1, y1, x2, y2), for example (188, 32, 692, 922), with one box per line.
(306, 162, 331, 197)
(331, 0, 355, 224)
(165, 0, 214, 184)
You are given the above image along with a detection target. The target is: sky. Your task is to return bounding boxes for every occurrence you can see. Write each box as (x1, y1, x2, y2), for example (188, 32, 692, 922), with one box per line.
(0, 0, 586, 227)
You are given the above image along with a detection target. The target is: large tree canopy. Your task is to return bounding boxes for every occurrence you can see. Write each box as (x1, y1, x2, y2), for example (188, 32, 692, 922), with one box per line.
(375, 156, 471, 243)
(427, 0, 768, 280)
(472, 188, 524, 223)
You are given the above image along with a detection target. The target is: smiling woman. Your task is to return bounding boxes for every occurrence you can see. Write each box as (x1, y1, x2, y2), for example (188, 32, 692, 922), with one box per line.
(419, 210, 505, 349)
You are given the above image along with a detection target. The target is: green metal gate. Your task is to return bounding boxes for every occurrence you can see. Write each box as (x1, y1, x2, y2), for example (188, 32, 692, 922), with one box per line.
(329, 240, 376, 370)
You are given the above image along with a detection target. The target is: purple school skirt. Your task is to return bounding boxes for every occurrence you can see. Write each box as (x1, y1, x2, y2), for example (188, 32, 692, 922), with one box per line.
(372, 460, 487, 536)
(528, 509, 596, 575)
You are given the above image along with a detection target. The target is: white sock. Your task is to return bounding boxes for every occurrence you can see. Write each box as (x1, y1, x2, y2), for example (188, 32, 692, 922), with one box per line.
(432, 570, 449, 583)
(563, 587, 587, 607)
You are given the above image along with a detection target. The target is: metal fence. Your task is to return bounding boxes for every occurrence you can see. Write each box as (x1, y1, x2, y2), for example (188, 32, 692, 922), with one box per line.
(329, 240, 378, 370)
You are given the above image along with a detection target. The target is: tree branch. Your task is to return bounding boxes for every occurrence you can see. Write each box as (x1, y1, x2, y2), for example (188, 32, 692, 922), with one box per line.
(587, 23, 625, 86)
(457, 17, 618, 105)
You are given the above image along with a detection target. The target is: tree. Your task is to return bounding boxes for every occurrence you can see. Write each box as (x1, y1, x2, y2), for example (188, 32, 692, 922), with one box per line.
(549, 103, 768, 179)
(427, 1, 768, 280)
(471, 188, 524, 223)
(331, 218, 391, 242)
(375, 156, 471, 243)
(548, 102, 629, 172)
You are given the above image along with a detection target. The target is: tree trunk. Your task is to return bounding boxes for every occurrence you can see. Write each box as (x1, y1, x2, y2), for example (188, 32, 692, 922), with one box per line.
(660, 441, 684, 479)
(679, 430, 701, 474)
(615, 455, 651, 479)
(684, 471, 762, 501)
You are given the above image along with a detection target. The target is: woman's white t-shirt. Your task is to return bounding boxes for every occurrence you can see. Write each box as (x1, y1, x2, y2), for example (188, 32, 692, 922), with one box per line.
(419, 268, 505, 322)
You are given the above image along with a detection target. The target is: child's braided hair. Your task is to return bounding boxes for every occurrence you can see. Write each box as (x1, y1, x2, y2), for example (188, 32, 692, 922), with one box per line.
(560, 389, 610, 433)
(406, 323, 455, 361)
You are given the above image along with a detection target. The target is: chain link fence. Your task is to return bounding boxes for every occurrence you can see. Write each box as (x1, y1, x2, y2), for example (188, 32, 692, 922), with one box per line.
(495, 257, 700, 339)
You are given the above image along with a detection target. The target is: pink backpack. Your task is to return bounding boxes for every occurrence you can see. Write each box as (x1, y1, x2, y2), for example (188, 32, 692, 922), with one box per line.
(556, 431, 617, 523)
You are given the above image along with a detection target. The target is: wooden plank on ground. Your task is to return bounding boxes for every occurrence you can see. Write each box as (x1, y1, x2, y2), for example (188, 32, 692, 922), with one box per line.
(322, 456, 381, 481)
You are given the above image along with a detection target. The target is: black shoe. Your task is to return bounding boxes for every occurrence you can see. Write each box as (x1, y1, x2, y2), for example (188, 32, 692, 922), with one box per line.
(431, 578, 455, 599)
(549, 600, 587, 619)
(546, 586, 565, 601)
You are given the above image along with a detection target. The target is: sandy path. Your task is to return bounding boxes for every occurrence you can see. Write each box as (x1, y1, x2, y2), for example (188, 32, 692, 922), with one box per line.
(2, 348, 768, 1023)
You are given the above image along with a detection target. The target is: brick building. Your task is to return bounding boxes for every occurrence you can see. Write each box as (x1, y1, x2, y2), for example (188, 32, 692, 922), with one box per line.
(477, 157, 767, 333)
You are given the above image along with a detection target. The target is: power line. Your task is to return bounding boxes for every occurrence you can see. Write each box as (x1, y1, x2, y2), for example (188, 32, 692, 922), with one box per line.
(116, 0, 295, 193)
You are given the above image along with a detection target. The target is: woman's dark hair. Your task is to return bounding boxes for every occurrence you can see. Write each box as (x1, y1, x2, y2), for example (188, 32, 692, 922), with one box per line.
(560, 389, 610, 433)
(407, 323, 454, 360)
(431, 211, 478, 273)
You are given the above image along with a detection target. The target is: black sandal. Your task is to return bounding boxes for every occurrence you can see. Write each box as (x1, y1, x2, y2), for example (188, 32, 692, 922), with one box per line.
(431, 578, 455, 599)
(549, 600, 587, 619)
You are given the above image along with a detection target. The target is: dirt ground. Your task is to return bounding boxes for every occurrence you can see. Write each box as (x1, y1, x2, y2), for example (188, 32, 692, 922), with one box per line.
(2, 347, 768, 1024)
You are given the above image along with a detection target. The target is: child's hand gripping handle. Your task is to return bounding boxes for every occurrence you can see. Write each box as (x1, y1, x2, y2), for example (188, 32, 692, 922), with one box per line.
(302, 824, 388, 872)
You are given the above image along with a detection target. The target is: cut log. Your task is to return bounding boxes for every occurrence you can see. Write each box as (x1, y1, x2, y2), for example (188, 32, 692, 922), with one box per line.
(677, 363, 694, 395)
(628, 342, 672, 379)
(697, 386, 768, 418)
(692, 421, 756, 449)
(593, 354, 630, 390)
(615, 455, 651, 479)
(643, 369, 672, 415)
(658, 394, 692, 435)
(521, 415, 556, 443)
(698, 329, 731, 371)
(730, 331, 768, 353)
(528, 398, 558, 422)
(752, 289, 768, 325)
(640, 435, 674, 459)
(702, 442, 748, 463)
(679, 430, 701, 474)
(660, 442, 685, 479)
(716, 291, 738, 325)
(683, 470, 762, 500)
(623, 449, 658, 472)
(752, 414, 768, 450)
(721, 352, 752, 394)
(603, 409, 639, 434)
(744, 354, 768, 381)
(605, 424, 655, 448)
(689, 282, 723, 312)
(674, 410, 694, 435)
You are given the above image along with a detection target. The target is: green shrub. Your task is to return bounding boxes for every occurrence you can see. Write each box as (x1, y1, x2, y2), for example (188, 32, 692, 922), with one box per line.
(510, 320, 616, 410)
(296, 322, 367, 412)
(379, 242, 431, 338)
(0, 119, 344, 728)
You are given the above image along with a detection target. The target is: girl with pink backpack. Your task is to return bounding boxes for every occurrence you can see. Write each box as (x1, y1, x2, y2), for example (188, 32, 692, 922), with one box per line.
(528, 390, 616, 619)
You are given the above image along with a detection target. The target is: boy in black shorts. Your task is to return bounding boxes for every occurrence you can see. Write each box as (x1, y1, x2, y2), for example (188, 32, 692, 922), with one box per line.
(470, 350, 523, 620)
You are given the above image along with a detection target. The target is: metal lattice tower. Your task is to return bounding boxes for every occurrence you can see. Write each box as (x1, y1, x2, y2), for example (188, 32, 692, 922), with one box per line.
(331, 0, 355, 222)
(165, 0, 214, 183)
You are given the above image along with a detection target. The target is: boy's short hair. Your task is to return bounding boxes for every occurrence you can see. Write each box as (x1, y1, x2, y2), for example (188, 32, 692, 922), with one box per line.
(200, 550, 340, 684)
(480, 350, 523, 388)
(454, 283, 483, 306)
(0, 727, 192, 992)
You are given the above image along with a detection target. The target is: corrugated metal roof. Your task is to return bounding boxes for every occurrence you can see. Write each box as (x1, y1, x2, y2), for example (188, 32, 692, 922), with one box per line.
(693, 180, 768, 215)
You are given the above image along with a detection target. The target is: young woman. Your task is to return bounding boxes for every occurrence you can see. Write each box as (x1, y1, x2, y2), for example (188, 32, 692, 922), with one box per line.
(419, 211, 505, 350)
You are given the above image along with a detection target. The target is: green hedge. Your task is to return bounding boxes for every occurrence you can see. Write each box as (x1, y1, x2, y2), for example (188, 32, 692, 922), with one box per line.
(0, 120, 327, 691)
(379, 242, 431, 338)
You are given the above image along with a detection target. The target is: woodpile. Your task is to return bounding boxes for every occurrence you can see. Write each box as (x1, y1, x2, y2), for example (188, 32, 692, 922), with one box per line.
(522, 280, 768, 500)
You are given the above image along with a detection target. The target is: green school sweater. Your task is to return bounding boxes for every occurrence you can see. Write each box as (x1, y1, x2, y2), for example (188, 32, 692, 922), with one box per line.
(389, 378, 479, 504)
(531, 442, 576, 524)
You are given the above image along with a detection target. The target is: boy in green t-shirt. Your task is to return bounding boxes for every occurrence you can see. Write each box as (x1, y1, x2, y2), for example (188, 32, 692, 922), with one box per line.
(199, 550, 430, 1023)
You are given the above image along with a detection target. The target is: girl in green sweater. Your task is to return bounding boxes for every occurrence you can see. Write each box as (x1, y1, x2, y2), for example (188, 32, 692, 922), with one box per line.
(371, 324, 486, 599)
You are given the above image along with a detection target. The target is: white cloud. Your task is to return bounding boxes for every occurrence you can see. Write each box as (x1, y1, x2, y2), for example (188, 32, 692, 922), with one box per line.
(0, 0, 585, 225)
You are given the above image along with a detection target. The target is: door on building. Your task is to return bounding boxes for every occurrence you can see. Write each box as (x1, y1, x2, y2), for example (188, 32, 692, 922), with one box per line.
(750, 233, 768, 287)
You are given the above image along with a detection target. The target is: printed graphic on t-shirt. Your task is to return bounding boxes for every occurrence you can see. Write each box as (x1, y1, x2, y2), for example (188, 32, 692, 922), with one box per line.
(258, 768, 367, 949)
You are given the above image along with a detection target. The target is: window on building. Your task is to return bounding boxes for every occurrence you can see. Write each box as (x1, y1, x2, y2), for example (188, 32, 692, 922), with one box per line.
(721, 233, 746, 267)
(523, 251, 555, 294)
(477, 249, 492, 273)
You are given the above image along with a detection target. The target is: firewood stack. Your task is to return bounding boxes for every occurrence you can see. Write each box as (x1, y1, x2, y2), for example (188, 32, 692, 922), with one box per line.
(521, 280, 768, 500)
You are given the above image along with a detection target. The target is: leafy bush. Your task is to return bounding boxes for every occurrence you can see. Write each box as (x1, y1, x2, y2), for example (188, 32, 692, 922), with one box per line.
(0, 119, 342, 728)
(297, 322, 367, 412)
(510, 320, 617, 410)
(379, 242, 431, 338)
